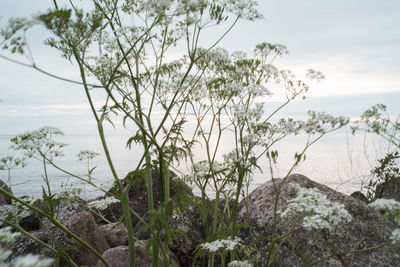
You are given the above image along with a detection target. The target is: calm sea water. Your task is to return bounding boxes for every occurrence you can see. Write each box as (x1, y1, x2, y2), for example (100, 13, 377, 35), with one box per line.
(0, 130, 387, 199)
(2, 92, 399, 199)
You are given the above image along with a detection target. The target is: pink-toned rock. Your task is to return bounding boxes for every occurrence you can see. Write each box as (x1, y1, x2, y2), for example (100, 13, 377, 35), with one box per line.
(97, 243, 179, 267)
(43, 211, 110, 266)
(99, 223, 128, 248)
(237, 174, 400, 266)
(97, 246, 131, 267)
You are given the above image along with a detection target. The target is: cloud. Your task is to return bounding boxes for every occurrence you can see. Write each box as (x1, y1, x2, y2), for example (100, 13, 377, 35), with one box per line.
(0, 103, 90, 117)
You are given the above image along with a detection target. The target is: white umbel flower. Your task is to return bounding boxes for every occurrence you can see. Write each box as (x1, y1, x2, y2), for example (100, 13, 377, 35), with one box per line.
(87, 196, 120, 210)
(199, 237, 242, 253)
(13, 253, 53, 267)
(228, 260, 253, 267)
(280, 183, 352, 231)
(390, 229, 400, 245)
(369, 198, 400, 211)
(369, 198, 400, 225)
(0, 226, 21, 245)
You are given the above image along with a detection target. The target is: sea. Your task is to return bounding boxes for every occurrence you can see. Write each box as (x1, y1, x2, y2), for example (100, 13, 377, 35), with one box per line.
(1, 92, 399, 200)
(0, 130, 389, 200)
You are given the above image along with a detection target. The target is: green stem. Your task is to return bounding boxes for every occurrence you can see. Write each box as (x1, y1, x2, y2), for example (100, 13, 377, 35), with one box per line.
(1, 220, 78, 267)
(209, 190, 220, 267)
(145, 152, 154, 211)
(121, 190, 136, 267)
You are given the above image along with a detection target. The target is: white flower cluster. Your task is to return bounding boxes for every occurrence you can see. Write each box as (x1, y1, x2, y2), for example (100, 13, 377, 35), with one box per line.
(0, 227, 53, 267)
(280, 184, 352, 231)
(222, 0, 263, 20)
(87, 196, 120, 210)
(10, 126, 67, 160)
(0, 156, 26, 170)
(369, 198, 400, 246)
(390, 229, 400, 245)
(246, 83, 270, 97)
(76, 150, 100, 161)
(199, 237, 242, 253)
(228, 260, 253, 267)
(191, 160, 224, 179)
(232, 103, 263, 123)
(0, 226, 21, 246)
(368, 198, 400, 224)
(0, 248, 11, 262)
(369, 198, 400, 211)
(1, 248, 53, 267)
(13, 253, 54, 267)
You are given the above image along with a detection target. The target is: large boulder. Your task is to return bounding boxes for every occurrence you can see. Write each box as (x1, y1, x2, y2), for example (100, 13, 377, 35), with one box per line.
(169, 202, 211, 267)
(97, 242, 179, 267)
(0, 179, 12, 205)
(237, 173, 400, 266)
(100, 170, 193, 226)
(42, 211, 110, 266)
(0, 196, 86, 232)
(99, 223, 128, 248)
(376, 177, 400, 201)
(8, 230, 49, 262)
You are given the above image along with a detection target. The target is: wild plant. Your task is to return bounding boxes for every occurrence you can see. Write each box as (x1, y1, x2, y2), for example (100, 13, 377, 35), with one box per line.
(353, 104, 400, 201)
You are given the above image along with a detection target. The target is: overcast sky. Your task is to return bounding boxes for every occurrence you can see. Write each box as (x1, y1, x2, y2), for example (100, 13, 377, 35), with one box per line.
(0, 0, 399, 135)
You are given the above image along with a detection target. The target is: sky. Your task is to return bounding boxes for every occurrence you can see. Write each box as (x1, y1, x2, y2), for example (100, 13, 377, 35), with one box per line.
(0, 0, 399, 135)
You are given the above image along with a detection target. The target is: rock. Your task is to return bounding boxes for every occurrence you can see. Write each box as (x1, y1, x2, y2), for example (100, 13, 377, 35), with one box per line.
(350, 191, 368, 203)
(36, 196, 88, 230)
(0, 196, 85, 232)
(52, 198, 87, 224)
(42, 211, 109, 266)
(133, 198, 217, 266)
(101, 170, 193, 226)
(97, 242, 179, 267)
(8, 230, 49, 262)
(237, 174, 400, 266)
(169, 205, 209, 267)
(0, 179, 12, 205)
(0, 204, 40, 232)
(132, 211, 151, 240)
(19, 212, 41, 232)
(376, 177, 400, 201)
(99, 223, 128, 248)
(97, 246, 131, 267)
(210, 197, 235, 211)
